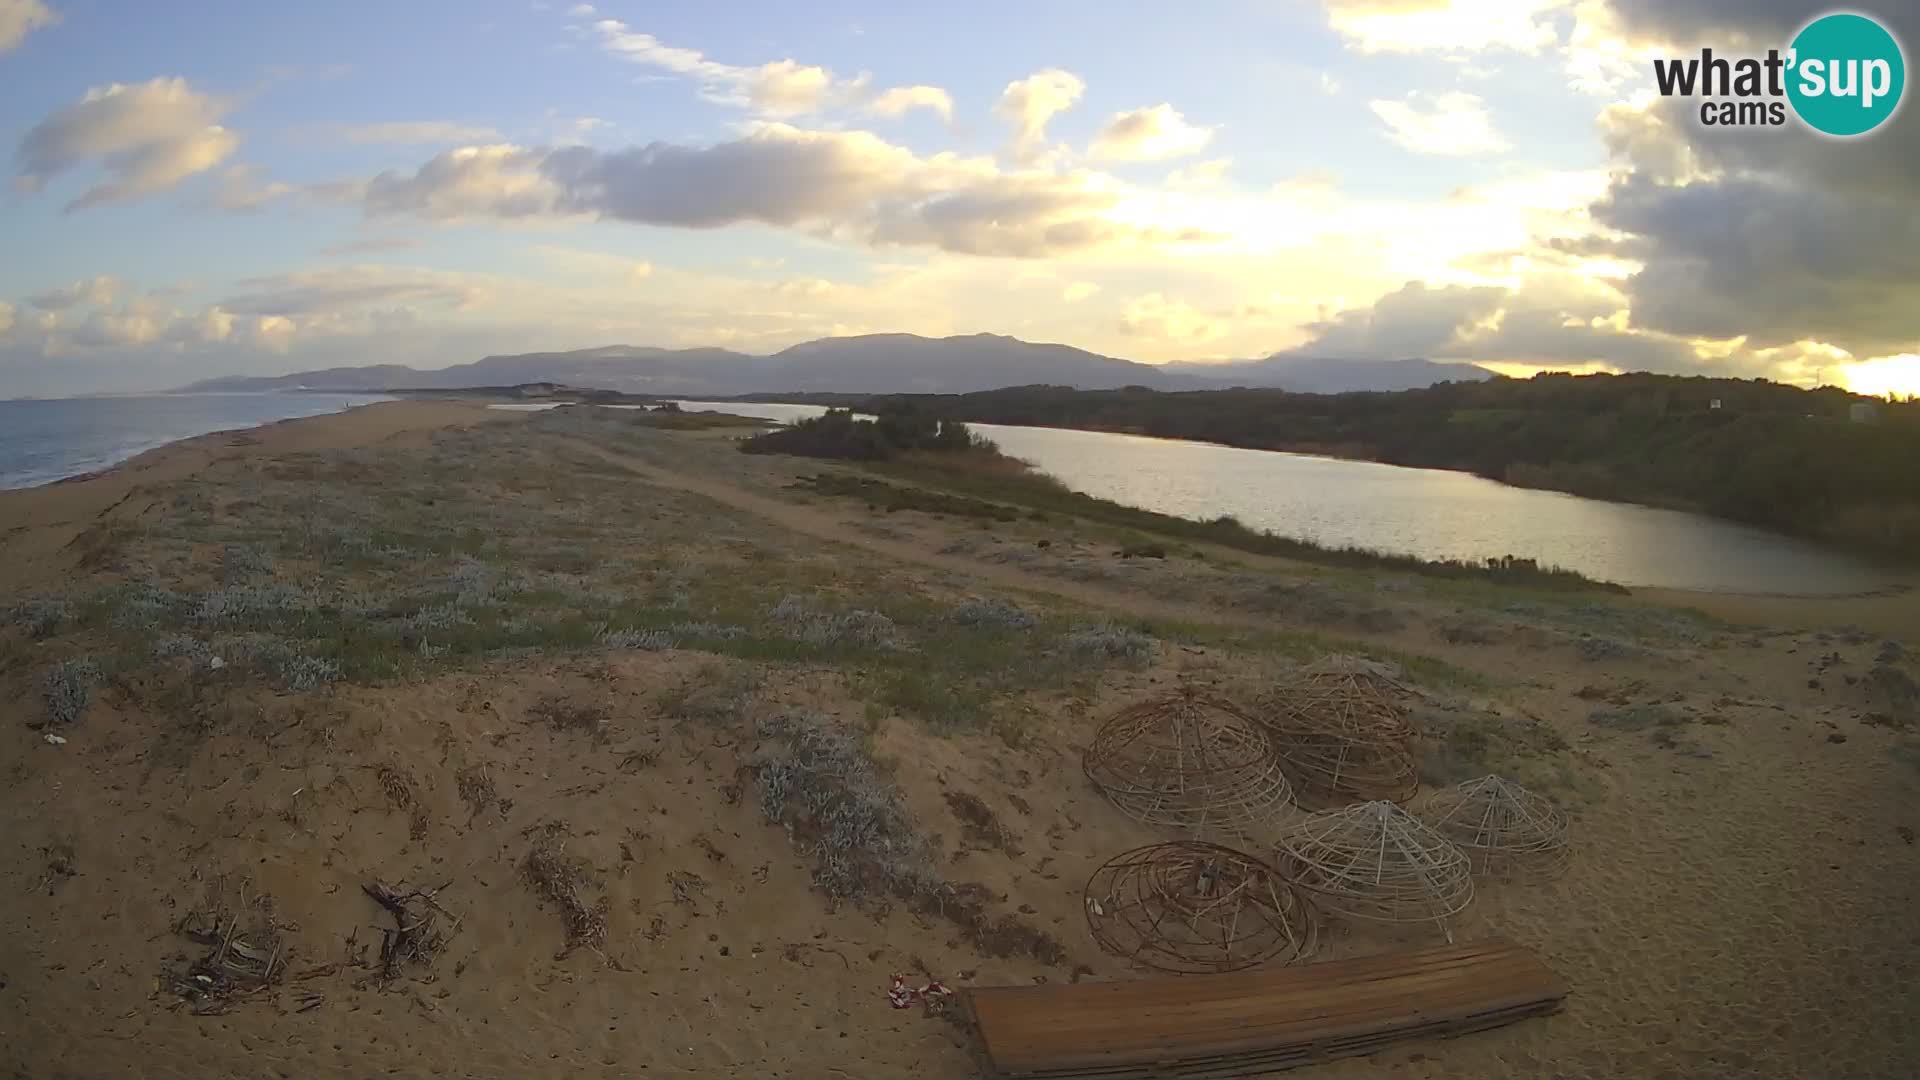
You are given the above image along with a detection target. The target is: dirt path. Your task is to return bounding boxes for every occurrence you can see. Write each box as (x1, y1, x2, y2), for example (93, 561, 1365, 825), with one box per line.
(560, 436, 1326, 639)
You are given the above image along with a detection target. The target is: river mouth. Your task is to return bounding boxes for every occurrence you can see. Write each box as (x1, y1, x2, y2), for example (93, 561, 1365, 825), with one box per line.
(670, 400, 1908, 598)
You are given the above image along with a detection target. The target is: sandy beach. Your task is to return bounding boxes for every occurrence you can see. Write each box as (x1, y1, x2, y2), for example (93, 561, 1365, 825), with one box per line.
(2, 401, 1916, 1079)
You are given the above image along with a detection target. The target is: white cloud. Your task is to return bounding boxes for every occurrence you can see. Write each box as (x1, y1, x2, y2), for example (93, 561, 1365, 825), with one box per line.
(1062, 282, 1100, 302)
(28, 275, 120, 311)
(867, 85, 955, 123)
(584, 18, 944, 124)
(211, 163, 296, 211)
(547, 113, 608, 145)
(362, 125, 1207, 259)
(1119, 293, 1227, 342)
(1369, 91, 1510, 155)
(1325, 0, 1566, 54)
(0, 0, 57, 53)
(588, 19, 843, 115)
(1167, 157, 1232, 189)
(331, 121, 503, 144)
(364, 144, 563, 220)
(995, 69, 1085, 163)
(16, 77, 240, 209)
(1090, 105, 1214, 162)
(220, 266, 484, 317)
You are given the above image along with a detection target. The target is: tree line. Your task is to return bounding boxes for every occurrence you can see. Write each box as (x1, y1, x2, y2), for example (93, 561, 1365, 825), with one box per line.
(839, 373, 1920, 562)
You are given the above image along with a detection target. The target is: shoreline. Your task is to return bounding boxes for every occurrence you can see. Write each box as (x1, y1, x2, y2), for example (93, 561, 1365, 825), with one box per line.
(0, 400, 515, 593)
(0, 392, 397, 493)
(6, 397, 1911, 615)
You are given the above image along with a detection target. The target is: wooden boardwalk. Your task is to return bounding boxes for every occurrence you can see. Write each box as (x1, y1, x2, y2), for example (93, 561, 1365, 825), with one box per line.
(965, 938, 1566, 1078)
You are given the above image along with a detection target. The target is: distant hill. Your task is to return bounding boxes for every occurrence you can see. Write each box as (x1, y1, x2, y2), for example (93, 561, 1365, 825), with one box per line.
(177, 333, 1495, 396)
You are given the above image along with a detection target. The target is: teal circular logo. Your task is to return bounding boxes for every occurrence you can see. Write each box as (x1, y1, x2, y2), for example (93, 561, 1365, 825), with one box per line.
(1787, 13, 1906, 136)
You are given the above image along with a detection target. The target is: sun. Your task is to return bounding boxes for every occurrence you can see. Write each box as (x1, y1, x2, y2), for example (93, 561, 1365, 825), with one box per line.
(1841, 355, 1920, 399)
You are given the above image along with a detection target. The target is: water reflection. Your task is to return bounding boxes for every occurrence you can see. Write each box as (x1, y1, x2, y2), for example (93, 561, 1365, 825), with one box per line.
(670, 401, 1903, 595)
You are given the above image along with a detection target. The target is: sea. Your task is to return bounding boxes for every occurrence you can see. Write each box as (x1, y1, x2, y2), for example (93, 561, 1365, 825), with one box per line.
(0, 393, 393, 491)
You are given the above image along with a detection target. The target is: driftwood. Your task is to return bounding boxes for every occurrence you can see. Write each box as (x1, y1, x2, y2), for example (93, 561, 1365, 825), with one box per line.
(362, 879, 457, 982)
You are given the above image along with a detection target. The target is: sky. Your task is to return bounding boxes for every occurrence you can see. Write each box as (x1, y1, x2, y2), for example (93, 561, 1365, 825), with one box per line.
(2, 0, 1917, 397)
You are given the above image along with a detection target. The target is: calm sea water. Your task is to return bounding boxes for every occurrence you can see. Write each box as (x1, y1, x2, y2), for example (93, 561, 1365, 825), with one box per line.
(0, 393, 393, 490)
(669, 400, 1905, 596)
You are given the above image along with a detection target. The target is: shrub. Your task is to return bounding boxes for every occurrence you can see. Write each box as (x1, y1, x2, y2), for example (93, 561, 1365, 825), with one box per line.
(111, 583, 192, 632)
(741, 408, 996, 462)
(407, 603, 473, 634)
(767, 594, 903, 650)
(152, 634, 219, 670)
(449, 558, 497, 606)
(668, 621, 749, 641)
(1062, 621, 1155, 661)
(7, 597, 69, 639)
(594, 625, 675, 651)
(195, 583, 309, 627)
(226, 640, 340, 692)
(40, 659, 101, 725)
(945, 598, 1037, 631)
(751, 711, 937, 900)
(221, 543, 275, 582)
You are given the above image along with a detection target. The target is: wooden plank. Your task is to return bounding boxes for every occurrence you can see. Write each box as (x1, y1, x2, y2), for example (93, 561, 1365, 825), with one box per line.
(967, 938, 1564, 1078)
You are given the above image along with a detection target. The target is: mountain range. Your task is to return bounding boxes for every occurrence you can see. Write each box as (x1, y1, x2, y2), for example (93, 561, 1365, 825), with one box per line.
(178, 333, 1493, 396)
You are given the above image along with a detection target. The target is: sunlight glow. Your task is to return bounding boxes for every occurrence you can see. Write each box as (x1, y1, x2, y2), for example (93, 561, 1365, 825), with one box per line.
(1841, 355, 1920, 399)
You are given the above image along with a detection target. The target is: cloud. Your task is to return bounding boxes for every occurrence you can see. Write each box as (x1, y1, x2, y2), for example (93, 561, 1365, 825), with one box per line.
(1062, 281, 1100, 302)
(584, 18, 946, 124)
(867, 85, 955, 123)
(1167, 157, 1232, 189)
(1290, 281, 1505, 358)
(0, 0, 56, 53)
(330, 121, 504, 144)
(1369, 92, 1510, 155)
(16, 77, 240, 209)
(362, 125, 1181, 258)
(364, 144, 562, 220)
(220, 266, 483, 317)
(1090, 105, 1214, 162)
(1119, 293, 1227, 342)
(210, 163, 297, 211)
(1601, 0, 1809, 46)
(588, 19, 845, 115)
(1324, 0, 1564, 54)
(1281, 276, 1712, 372)
(28, 275, 120, 311)
(1567, 4, 1920, 357)
(995, 69, 1085, 162)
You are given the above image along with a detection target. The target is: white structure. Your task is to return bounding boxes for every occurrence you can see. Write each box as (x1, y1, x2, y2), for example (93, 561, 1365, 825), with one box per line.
(1850, 402, 1879, 425)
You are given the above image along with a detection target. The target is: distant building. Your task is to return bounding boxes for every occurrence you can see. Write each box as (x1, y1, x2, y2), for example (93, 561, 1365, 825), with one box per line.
(1710, 398, 1722, 410)
(1850, 402, 1880, 425)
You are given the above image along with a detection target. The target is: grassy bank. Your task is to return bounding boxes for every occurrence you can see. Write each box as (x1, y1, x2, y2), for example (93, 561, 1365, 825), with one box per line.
(742, 407, 1622, 592)
(848, 377, 1920, 565)
(851, 451, 1622, 593)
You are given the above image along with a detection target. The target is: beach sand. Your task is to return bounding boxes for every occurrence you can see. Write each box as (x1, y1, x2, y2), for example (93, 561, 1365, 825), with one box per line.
(1, 402, 1915, 1079)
